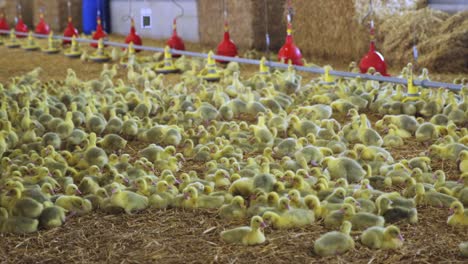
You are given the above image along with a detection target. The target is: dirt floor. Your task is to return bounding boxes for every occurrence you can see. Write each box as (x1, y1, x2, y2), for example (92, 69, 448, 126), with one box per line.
(0, 35, 467, 264)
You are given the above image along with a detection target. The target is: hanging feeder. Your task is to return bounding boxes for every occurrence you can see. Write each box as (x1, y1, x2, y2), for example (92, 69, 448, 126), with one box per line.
(216, 21, 237, 63)
(15, 4, 27, 38)
(15, 17, 28, 38)
(167, 18, 185, 57)
(35, 9, 50, 35)
(359, 21, 388, 76)
(358, 1, 388, 76)
(91, 13, 107, 48)
(63, 1, 79, 45)
(0, 13, 9, 35)
(278, 22, 303, 66)
(125, 18, 142, 52)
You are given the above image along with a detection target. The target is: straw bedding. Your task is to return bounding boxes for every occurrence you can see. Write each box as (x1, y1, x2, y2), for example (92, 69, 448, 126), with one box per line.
(0, 35, 467, 264)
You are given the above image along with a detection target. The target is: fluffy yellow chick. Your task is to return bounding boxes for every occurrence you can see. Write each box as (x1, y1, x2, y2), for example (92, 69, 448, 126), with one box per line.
(321, 156, 365, 183)
(262, 207, 314, 229)
(447, 201, 468, 226)
(415, 183, 457, 207)
(219, 196, 247, 220)
(220, 216, 267, 245)
(314, 221, 355, 256)
(377, 197, 418, 224)
(458, 150, 468, 174)
(342, 203, 385, 231)
(110, 188, 148, 215)
(7, 188, 44, 219)
(55, 196, 93, 215)
(0, 207, 39, 234)
(361, 225, 404, 250)
(38, 201, 67, 229)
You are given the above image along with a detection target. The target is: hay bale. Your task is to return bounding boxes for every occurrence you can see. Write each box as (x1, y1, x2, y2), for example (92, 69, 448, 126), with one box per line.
(291, 0, 425, 64)
(418, 11, 468, 73)
(33, 0, 82, 33)
(354, 0, 427, 21)
(379, 8, 449, 67)
(291, 0, 368, 64)
(197, 0, 285, 51)
(2, 0, 33, 28)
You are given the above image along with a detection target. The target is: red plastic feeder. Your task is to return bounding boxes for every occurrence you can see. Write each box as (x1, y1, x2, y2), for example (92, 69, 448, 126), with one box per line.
(63, 17, 79, 44)
(278, 23, 303, 66)
(91, 16, 107, 48)
(0, 14, 9, 35)
(216, 22, 237, 63)
(15, 17, 28, 38)
(125, 18, 142, 52)
(359, 22, 389, 76)
(35, 12, 50, 35)
(166, 19, 185, 57)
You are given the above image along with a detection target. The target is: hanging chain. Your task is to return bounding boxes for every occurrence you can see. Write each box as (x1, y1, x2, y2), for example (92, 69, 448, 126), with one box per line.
(264, 0, 270, 61)
(172, 0, 184, 20)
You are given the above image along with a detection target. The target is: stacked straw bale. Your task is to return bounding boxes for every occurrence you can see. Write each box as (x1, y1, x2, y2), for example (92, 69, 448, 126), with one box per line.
(1, 0, 33, 28)
(197, 0, 286, 51)
(290, 0, 425, 64)
(32, 0, 82, 33)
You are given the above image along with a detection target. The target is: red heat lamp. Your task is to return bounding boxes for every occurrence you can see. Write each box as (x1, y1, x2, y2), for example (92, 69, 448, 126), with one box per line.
(15, 16, 28, 38)
(278, 22, 303, 66)
(216, 22, 237, 63)
(166, 19, 185, 57)
(63, 17, 79, 44)
(91, 16, 107, 48)
(35, 12, 50, 35)
(359, 22, 389, 76)
(0, 14, 9, 35)
(125, 18, 142, 52)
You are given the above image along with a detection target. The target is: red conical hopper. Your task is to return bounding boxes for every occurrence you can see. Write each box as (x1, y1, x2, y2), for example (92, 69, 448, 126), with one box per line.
(0, 14, 9, 35)
(125, 18, 142, 52)
(35, 12, 50, 35)
(359, 22, 389, 76)
(216, 22, 237, 63)
(63, 17, 79, 44)
(278, 23, 303, 66)
(91, 16, 107, 48)
(15, 17, 28, 38)
(166, 19, 185, 57)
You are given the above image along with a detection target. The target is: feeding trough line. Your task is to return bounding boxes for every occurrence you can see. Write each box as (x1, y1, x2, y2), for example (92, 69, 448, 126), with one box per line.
(0, 29, 463, 92)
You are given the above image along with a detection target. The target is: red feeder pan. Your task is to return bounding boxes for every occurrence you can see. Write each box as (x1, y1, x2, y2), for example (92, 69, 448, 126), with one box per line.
(359, 41, 389, 76)
(0, 14, 9, 35)
(125, 18, 142, 52)
(35, 13, 50, 35)
(278, 23, 303, 66)
(91, 17, 107, 48)
(216, 22, 237, 63)
(63, 17, 79, 44)
(15, 17, 28, 38)
(166, 19, 185, 57)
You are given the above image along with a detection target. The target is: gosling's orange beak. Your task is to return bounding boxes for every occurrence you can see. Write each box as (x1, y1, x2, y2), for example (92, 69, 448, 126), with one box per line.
(260, 222, 267, 228)
(398, 234, 404, 241)
(449, 208, 454, 215)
